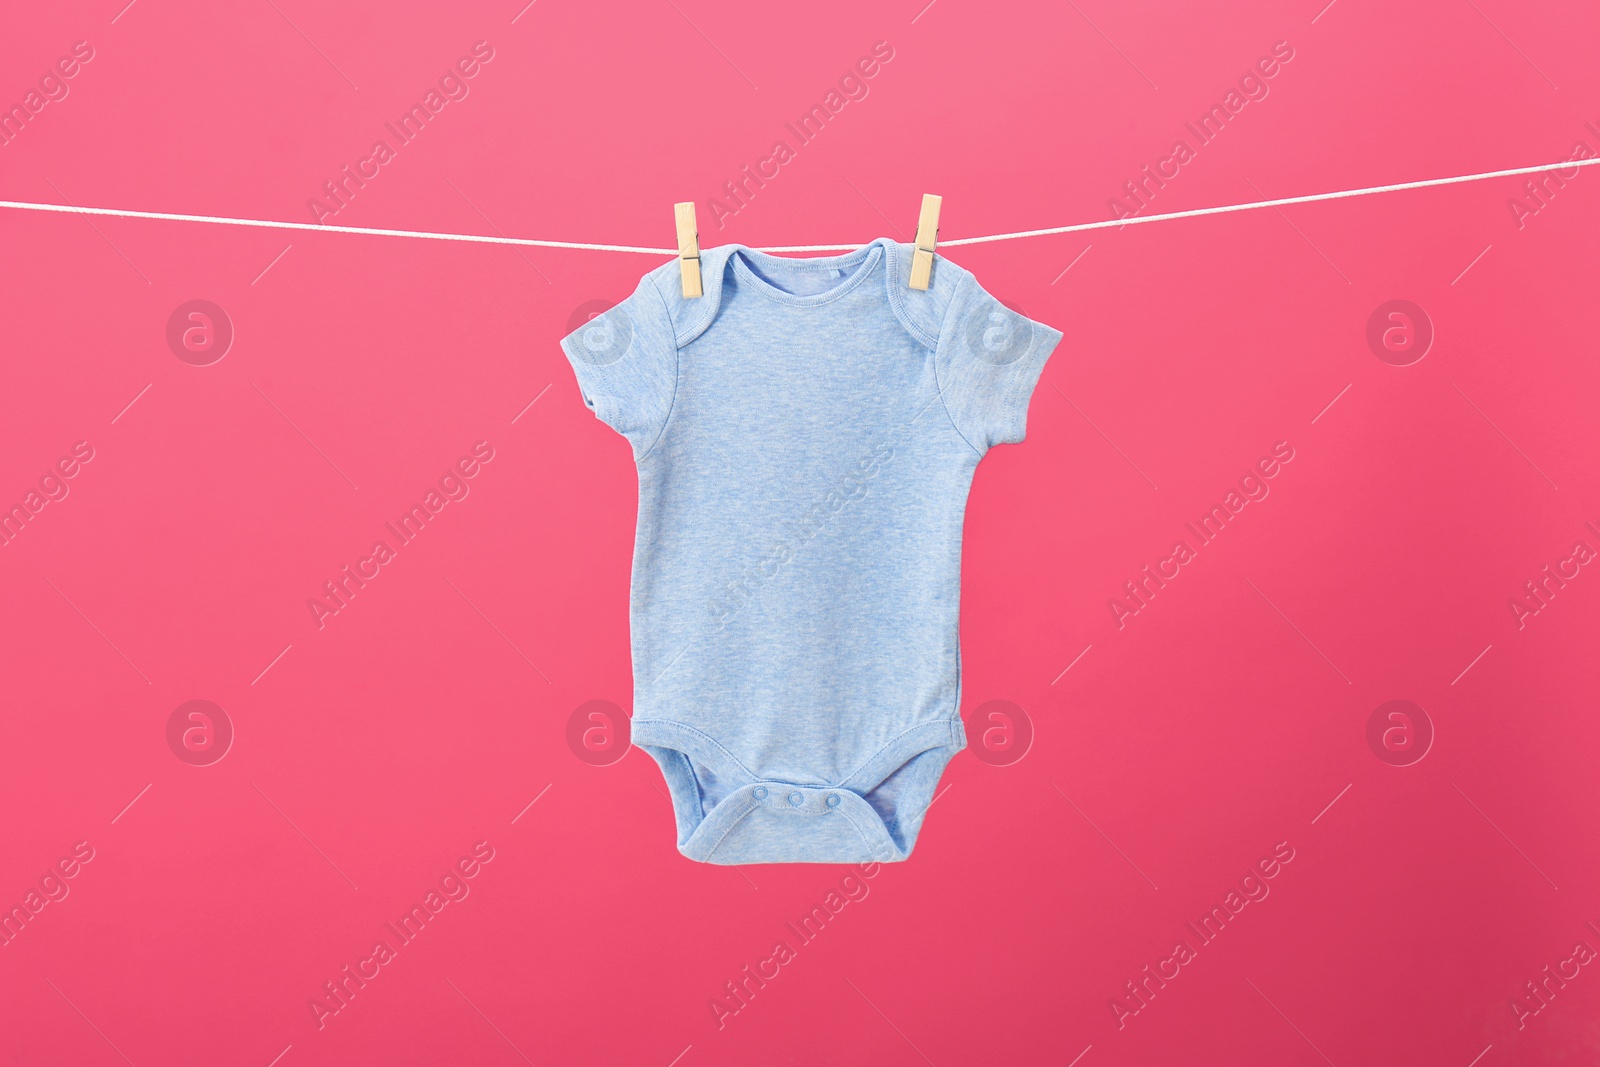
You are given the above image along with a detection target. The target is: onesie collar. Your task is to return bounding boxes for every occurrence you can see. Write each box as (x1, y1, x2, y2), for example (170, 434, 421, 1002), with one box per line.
(670, 237, 902, 346)
(725, 240, 886, 308)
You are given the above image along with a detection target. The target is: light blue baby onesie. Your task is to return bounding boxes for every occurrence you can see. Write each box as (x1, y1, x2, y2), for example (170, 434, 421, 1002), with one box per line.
(560, 237, 1061, 864)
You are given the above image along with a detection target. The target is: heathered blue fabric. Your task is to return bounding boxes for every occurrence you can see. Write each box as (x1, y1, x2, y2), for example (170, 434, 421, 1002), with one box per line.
(560, 237, 1062, 864)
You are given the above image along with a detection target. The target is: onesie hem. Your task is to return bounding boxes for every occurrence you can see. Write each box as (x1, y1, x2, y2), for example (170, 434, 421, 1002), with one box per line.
(630, 717, 965, 865)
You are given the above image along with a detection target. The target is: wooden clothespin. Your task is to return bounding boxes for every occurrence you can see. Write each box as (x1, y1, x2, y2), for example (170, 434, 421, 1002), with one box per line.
(909, 193, 941, 291)
(675, 202, 702, 298)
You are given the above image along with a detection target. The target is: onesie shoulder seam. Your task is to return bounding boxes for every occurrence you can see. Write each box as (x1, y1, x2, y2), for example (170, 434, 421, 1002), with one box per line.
(927, 268, 987, 459)
(882, 244, 940, 350)
(636, 271, 681, 463)
(883, 248, 985, 457)
(668, 246, 733, 348)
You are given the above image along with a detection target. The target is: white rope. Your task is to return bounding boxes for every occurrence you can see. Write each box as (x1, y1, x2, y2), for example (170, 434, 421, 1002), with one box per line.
(938, 156, 1600, 248)
(1, 156, 1592, 255)
(0, 198, 675, 253)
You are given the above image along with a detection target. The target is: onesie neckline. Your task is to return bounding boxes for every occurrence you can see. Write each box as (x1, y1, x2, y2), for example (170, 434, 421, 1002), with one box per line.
(726, 239, 887, 308)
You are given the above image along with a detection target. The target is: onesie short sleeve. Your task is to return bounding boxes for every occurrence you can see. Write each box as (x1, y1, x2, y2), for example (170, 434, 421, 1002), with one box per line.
(559, 272, 678, 457)
(935, 271, 1063, 453)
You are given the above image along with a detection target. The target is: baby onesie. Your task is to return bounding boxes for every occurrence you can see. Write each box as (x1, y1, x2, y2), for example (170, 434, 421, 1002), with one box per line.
(560, 236, 1061, 864)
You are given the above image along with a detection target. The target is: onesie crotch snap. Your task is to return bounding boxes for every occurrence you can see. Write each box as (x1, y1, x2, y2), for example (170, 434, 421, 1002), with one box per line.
(678, 779, 903, 866)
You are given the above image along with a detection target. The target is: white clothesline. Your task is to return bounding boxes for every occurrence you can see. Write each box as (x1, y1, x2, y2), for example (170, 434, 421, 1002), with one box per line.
(0, 156, 1593, 256)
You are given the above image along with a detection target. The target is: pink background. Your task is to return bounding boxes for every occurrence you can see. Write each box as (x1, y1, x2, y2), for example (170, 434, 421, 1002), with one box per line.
(3, 0, 1599, 1064)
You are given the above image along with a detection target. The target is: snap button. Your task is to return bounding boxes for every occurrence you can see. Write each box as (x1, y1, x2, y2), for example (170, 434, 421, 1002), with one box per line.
(753, 787, 768, 799)
(826, 794, 841, 807)
(788, 792, 803, 806)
